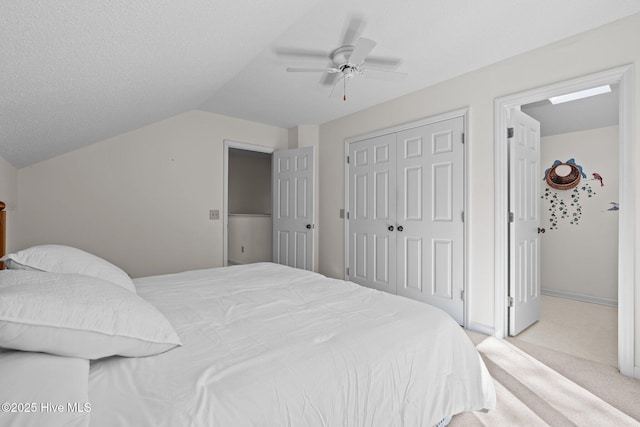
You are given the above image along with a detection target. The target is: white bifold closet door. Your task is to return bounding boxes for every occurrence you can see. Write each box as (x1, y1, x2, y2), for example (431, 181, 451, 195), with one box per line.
(348, 116, 465, 324)
(349, 133, 398, 295)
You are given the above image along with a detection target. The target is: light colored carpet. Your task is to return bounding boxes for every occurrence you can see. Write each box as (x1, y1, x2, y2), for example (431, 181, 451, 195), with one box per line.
(516, 295, 617, 367)
(450, 332, 640, 426)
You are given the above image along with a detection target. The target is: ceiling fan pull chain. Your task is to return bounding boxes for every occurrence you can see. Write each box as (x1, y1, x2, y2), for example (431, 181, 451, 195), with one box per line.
(343, 77, 347, 101)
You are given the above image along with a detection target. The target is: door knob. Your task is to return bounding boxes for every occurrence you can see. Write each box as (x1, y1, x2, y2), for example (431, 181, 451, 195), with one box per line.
(397, 225, 404, 232)
(388, 225, 394, 231)
(306, 224, 314, 229)
(537, 227, 546, 234)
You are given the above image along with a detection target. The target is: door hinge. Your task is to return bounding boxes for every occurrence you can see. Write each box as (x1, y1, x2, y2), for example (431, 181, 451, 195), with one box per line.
(460, 289, 465, 301)
(461, 211, 464, 222)
(508, 296, 514, 308)
(346, 267, 350, 277)
(461, 133, 465, 144)
(347, 155, 350, 164)
(509, 212, 514, 223)
(507, 127, 514, 138)
(346, 211, 350, 219)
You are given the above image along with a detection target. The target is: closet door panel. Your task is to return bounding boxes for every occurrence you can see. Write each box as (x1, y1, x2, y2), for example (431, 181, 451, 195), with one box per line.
(396, 127, 431, 299)
(396, 117, 465, 325)
(348, 134, 397, 293)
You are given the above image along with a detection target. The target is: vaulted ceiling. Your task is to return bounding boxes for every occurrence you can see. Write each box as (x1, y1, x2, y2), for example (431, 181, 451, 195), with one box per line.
(3, 1, 640, 168)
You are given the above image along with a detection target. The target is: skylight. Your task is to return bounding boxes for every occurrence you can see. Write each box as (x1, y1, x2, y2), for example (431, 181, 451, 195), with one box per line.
(548, 85, 611, 104)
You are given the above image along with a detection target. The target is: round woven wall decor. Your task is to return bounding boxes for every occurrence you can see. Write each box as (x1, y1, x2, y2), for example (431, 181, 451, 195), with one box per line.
(546, 162, 581, 190)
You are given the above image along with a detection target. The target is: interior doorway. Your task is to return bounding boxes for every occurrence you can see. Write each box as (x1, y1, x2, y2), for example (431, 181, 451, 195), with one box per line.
(494, 65, 636, 377)
(223, 140, 275, 267)
(513, 90, 620, 367)
(223, 140, 316, 271)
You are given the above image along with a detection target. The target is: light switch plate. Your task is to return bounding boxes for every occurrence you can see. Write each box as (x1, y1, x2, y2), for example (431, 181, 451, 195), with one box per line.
(210, 209, 220, 220)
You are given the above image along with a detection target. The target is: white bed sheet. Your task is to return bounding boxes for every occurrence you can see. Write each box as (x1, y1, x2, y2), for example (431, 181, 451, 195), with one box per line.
(88, 263, 495, 426)
(0, 349, 90, 427)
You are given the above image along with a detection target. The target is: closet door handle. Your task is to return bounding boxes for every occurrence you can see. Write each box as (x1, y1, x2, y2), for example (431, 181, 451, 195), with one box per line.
(397, 225, 404, 232)
(388, 225, 394, 232)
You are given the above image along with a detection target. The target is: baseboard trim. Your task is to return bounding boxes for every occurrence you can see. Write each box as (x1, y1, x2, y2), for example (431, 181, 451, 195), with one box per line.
(541, 288, 618, 307)
(227, 259, 242, 266)
(467, 321, 495, 336)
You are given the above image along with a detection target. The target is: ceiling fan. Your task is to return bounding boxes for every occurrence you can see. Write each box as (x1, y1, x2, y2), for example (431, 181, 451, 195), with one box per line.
(285, 36, 407, 101)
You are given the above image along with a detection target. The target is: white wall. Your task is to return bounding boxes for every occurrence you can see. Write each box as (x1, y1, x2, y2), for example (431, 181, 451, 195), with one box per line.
(540, 126, 619, 304)
(0, 155, 17, 209)
(228, 215, 272, 264)
(15, 110, 288, 278)
(318, 13, 640, 366)
(0, 154, 18, 252)
(0, 155, 17, 204)
(228, 153, 272, 214)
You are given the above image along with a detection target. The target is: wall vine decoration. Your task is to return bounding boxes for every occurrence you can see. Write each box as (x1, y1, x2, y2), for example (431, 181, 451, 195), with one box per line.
(541, 158, 597, 230)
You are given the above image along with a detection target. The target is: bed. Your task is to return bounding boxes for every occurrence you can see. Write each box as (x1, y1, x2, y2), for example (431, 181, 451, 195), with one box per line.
(0, 227, 495, 426)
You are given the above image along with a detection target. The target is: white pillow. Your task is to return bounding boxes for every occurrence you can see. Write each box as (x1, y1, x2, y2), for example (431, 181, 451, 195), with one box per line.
(0, 270, 182, 359)
(1, 244, 136, 293)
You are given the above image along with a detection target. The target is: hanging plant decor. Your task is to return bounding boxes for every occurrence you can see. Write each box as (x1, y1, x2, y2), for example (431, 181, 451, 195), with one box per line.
(541, 158, 596, 230)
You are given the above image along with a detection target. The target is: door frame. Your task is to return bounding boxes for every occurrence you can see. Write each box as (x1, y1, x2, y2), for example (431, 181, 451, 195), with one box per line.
(493, 65, 636, 377)
(222, 139, 274, 266)
(344, 107, 470, 327)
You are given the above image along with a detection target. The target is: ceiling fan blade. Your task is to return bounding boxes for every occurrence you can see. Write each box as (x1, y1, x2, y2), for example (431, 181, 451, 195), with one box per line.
(362, 67, 408, 81)
(273, 47, 330, 61)
(321, 71, 340, 87)
(329, 76, 344, 99)
(364, 56, 402, 68)
(341, 15, 365, 46)
(349, 38, 376, 65)
(287, 67, 338, 73)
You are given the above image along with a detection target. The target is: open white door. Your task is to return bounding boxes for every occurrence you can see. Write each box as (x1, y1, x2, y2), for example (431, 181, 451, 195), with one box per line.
(509, 109, 541, 335)
(272, 147, 314, 271)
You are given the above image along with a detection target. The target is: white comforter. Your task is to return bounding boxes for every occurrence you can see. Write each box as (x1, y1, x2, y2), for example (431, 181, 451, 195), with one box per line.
(88, 263, 495, 426)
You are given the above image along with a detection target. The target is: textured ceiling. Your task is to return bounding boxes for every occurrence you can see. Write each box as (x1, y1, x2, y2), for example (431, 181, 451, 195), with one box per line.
(2, 1, 640, 168)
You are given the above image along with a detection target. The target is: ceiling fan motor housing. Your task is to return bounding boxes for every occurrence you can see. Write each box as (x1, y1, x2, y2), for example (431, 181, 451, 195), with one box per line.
(332, 46, 355, 66)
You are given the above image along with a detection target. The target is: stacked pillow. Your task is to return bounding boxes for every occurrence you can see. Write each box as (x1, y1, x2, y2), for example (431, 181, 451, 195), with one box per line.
(0, 245, 181, 359)
(3, 244, 137, 293)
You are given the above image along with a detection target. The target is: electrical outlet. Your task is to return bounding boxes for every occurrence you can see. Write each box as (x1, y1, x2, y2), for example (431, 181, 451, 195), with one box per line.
(339, 209, 344, 219)
(209, 209, 220, 220)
